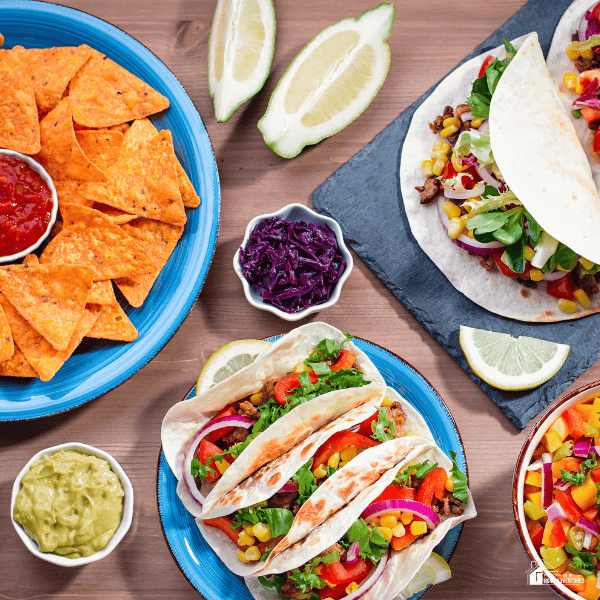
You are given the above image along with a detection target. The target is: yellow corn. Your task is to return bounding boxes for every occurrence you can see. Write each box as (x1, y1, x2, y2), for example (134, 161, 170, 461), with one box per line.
(431, 150, 449, 164)
(379, 514, 398, 529)
(313, 463, 327, 478)
(566, 44, 581, 60)
(381, 397, 393, 407)
(368, 517, 380, 528)
(243, 523, 254, 535)
(445, 476, 454, 492)
(216, 459, 230, 475)
(411, 521, 428, 536)
(244, 546, 262, 562)
(467, 229, 475, 239)
(313, 565, 323, 576)
(376, 526, 394, 542)
(471, 117, 483, 128)
(238, 531, 256, 547)
(558, 298, 578, 314)
(432, 158, 446, 176)
(440, 124, 459, 138)
(580, 257, 595, 270)
(441, 200, 461, 220)
(442, 116, 461, 129)
(392, 524, 406, 538)
(421, 160, 433, 178)
(294, 362, 312, 373)
(236, 550, 249, 563)
(432, 140, 451, 155)
(340, 446, 359, 463)
(576, 81, 585, 95)
(574, 288, 591, 309)
(524, 246, 535, 262)
(249, 392, 263, 406)
(400, 512, 414, 526)
(345, 583, 359, 595)
(447, 218, 463, 240)
(328, 452, 341, 470)
(451, 153, 470, 173)
(463, 202, 473, 214)
(252, 522, 272, 543)
(529, 269, 544, 282)
(582, 48, 595, 59)
(564, 72, 579, 90)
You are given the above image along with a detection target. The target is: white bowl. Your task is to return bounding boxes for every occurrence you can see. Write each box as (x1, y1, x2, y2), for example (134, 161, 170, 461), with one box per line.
(233, 203, 353, 321)
(11, 442, 134, 567)
(0, 149, 58, 264)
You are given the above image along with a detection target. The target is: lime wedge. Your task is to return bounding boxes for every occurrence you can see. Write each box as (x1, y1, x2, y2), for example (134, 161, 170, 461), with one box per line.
(258, 3, 395, 158)
(401, 553, 452, 598)
(196, 339, 273, 395)
(208, 0, 276, 122)
(459, 325, 570, 391)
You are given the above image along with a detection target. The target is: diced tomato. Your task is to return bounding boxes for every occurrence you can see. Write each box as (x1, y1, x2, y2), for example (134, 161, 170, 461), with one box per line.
(555, 489, 583, 524)
(493, 253, 531, 279)
(580, 106, 600, 124)
(583, 506, 599, 521)
(563, 407, 588, 439)
(546, 272, 577, 301)
(196, 438, 225, 483)
(371, 484, 415, 505)
(313, 431, 380, 471)
(206, 405, 238, 442)
(593, 4, 600, 20)
(274, 371, 319, 405)
(591, 469, 600, 484)
(548, 519, 568, 548)
(391, 529, 420, 551)
(204, 517, 246, 549)
(416, 467, 449, 507)
(320, 559, 368, 587)
(319, 582, 356, 600)
(440, 162, 481, 189)
(527, 519, 544, 549)
(552, 457, 582, 479)
(478, 55, 495, 78)
(330, 349, 356, 372)
(594, 128, 600, 154)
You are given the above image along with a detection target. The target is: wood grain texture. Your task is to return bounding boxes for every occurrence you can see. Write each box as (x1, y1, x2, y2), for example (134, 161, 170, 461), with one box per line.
(0, 0, 576, 598)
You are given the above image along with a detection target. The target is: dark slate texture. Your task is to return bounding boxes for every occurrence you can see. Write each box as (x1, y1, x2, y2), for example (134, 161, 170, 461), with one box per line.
(311, 0, 596, 429)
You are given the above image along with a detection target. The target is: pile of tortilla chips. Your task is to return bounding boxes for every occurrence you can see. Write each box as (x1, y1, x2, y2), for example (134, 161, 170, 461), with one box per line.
(0, 41, 201, 381)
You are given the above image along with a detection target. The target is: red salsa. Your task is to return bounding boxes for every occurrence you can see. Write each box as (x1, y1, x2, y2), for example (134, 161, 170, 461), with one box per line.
(0, 155, 53, 257)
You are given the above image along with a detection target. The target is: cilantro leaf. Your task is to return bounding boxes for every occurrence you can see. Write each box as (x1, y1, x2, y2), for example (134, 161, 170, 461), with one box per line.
(393, 460, 438, 486)
(450, 451, 469, 504)
(190, 458, 214, 481)
(372, 406, 396, 442)
(231, 507, 294, 537)
(561, 470, 585, 486)
(344, 519, 390, 563)
(260, 547, 274, 562)
(293, 460, 318, 505)
(305, 333, 353, 364)
(289, 570, 324, 593)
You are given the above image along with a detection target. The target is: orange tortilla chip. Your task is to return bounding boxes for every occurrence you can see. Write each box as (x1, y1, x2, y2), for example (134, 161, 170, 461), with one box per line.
(0, 294, 100, 381)
(0, 303, 14, 363)
(55, 180, 97, 214)
(36, 98, 107, 182)
(114, 219, 183, 307)
(69, 49, 169, 128)
(109, 123, 130, 135)
(40, 204, 156, 281)
(75, 129, 123, 172)
(0, 264, 95, 351)
(86, 302, 138, 342)
(0, 48, 40, 153)
(177, 161, 200, 208)
(22, 254, 39, 266)
(88, 280, 115, 305)
(0, 343, 37, 378)
(91, 203, 137, 224)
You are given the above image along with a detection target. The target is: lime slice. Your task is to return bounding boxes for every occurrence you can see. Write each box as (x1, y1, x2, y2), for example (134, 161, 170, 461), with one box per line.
(208, 0, 276, 122)
(257, 3, 395, 158)
(196, 339, 273, 395)
(401, 553, 452, 598)
(459, 325, 570, 391)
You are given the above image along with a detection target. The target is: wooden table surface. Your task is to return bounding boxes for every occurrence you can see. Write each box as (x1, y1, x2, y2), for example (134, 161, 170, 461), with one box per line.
(1, 0, 589, 598)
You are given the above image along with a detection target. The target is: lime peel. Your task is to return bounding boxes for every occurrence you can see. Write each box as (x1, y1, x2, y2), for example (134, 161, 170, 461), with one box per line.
(401, 552, 452, 598)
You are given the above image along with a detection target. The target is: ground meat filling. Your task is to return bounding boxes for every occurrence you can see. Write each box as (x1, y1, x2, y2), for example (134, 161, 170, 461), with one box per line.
(268, 488, 298, 510)
(280, 578, 301, 599)
(385, 402, 407, 438)
(479, 256, 495, 271)
(237, 400, 259, 420)
(415, 175, 441, 204)
(221, 427, 250, 447)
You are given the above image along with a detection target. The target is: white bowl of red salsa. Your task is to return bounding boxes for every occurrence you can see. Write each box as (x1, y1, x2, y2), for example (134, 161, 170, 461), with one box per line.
(0, 150, 58, 264)
(514, 381, 600, 600)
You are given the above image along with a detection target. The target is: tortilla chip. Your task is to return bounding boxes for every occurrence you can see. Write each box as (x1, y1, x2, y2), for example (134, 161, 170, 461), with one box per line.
(19, 45, 92, 117)
(0, 294, 100, 381)
(91, 203, 137, 224)
(109, 123, 130, 134)
(40, 204, 156, 281)
(0, 48, 40, 153)
(0, 264, 95, 351)
(114, 219, 183, 307)
(177, 161, 200, 208)
(0, 303, 14, 363)
(36, 98, 107, 182)
(75, 129, 123, 172)
(86, 302, 138, 342)
(22, 254, 39, 266)
(88, 280, 115, 305)
(0, 343, 37, 378)
(69, 49, 169, 128)
(50, 219, 63, 239)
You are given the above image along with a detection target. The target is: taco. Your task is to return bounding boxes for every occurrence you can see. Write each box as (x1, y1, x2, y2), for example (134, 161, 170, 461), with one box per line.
(194, 388, 434, 576)
(401, 32, 600, 321)
(161, 322, 385, 518)
(245, 444, 475, 600)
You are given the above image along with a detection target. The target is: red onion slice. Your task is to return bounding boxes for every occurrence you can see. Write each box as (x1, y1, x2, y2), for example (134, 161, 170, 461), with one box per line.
(577, 517, 600, 538)
(555, 479, 572, 491)
(527, 459, 544, 471)
(580, 4, 600, 42)
(346, 541, 360, 565)
(543, 267, 574, 282)
(584, 530, 594, 550)
(182, 415, 254, 506)
(279, 481, 299, 493)
(443, 182, 486, 200)
(546, 500, 567, 523)
(574, 437, 593, 458)
(336, 552, 389, 600)
(361, 499, 440, 529)
(475, 164, 502, 189)
(542, 452, 554, 509)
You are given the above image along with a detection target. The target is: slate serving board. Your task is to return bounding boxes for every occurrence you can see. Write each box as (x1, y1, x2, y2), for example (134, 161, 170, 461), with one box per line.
(312, 0, 596, 430)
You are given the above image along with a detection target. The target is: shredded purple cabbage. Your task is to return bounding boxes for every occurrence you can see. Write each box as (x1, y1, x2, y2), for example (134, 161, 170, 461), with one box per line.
(238, 216, 347, 314)
(574, 77, 600, 109)
(457, 153, 478, 167)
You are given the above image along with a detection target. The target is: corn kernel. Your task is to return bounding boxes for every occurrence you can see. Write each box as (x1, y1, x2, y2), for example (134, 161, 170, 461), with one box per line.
(249, 392, 263, 406)
(558, 298, 578, 314)
(581, 48, 594, 59)
(313, 565, 323, 576)
(440, 124, 459, 138)
(574, 288, 591, 309)
(529, 268, 544, 282)
(441, 200, 461, 220)
(432, 158, 445, 176)
(243, 523, 254, 535)
(252, 522, 272, 543)
(471, 117, 483, 128)
(392, 524, 406, 538)
(566, 44, 581, 60)
(340, 446, 359, 463)
(431, 150, 449, 164)
(421, 159, 433, 178)
(451, 153, 470, 173)
(216, 459, 230, 475)
(467, 228, 475, 239)
(294, 362, 312, 373)
(447, 217, 463, 240)
(379, 514, 398, 529)
(564, 72, 578, 90)
(400, 512, 414, 526)
(238, 531, 255, 547)
(313, 463, 327, 478)
(244, 546, 261, 562)
(580, 257, 595, 270)
(327, 452, 341, 470)
(381, 397, 393, 407)
(445, 476, 454, 493)
(432, 140, 451, 155)
(524, 246, 535, 262)
(368, 517, 380, 528)
(442, 116, 461, 129)
(345, 583, 359, 595)
(376, 526, 394, 542)
(410, 521, 428, 536)
(236, 550, 249, 563)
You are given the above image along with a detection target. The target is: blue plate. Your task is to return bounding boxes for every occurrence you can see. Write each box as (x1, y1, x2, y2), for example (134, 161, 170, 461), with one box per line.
(157, 337, 467, 600)
(0, 1, 220, 420)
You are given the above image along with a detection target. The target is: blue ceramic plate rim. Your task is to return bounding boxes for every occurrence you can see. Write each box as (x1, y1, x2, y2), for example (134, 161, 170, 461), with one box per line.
(0, 1, 220, 421)
(157, 336, 467, 600)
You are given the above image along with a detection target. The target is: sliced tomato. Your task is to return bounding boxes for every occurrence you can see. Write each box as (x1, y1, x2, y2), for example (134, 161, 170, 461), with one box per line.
(313, 431, 380, 471)
(527, 520, 544, 549)
(274, 371, 319, 405)
(546, 272, 577, 301)
(196, 438, 225, 483)
(320, 558, 368, 587)
(391, 528, 420, 551)
(204, 517, 246, 549)
(493, 253, 531, 279)
(478, 55, 495, 78)
(416, 467, 448, 507)
(206, 405, 238, 442)
(580, 106, 600, 124)
(371, 484, 415, 505)
(330, 349, 356, 372)
(563, 407, 587, 439)
(548, 520, 568, 548)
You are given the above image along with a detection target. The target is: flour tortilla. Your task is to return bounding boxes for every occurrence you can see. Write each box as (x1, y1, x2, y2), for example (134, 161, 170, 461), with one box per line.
(161, 322, 385, 516)
(401, 33, 600, 321)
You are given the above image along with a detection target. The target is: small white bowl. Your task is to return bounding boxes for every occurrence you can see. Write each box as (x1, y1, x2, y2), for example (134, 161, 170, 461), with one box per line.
(0, 149, 58, 264)
(11, 442, 134, 567)
(233, 203, 353, 321)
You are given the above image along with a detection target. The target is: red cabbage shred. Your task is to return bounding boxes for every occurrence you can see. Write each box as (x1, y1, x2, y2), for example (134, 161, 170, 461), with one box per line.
(238, 217, 347, 314)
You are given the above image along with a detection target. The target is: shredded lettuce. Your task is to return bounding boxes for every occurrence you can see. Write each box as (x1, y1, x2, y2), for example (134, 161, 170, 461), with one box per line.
(463, 189, 521, 216)
(454, 130, 494, 166)
(442, 173, 480, 193)
(449, 451, 469, 504)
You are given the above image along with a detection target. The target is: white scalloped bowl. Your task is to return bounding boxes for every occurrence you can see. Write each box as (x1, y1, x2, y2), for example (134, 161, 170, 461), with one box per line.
(0, 149, 58, 264)
(233, 203, 353, 321)
(11, 442, 134, 567)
